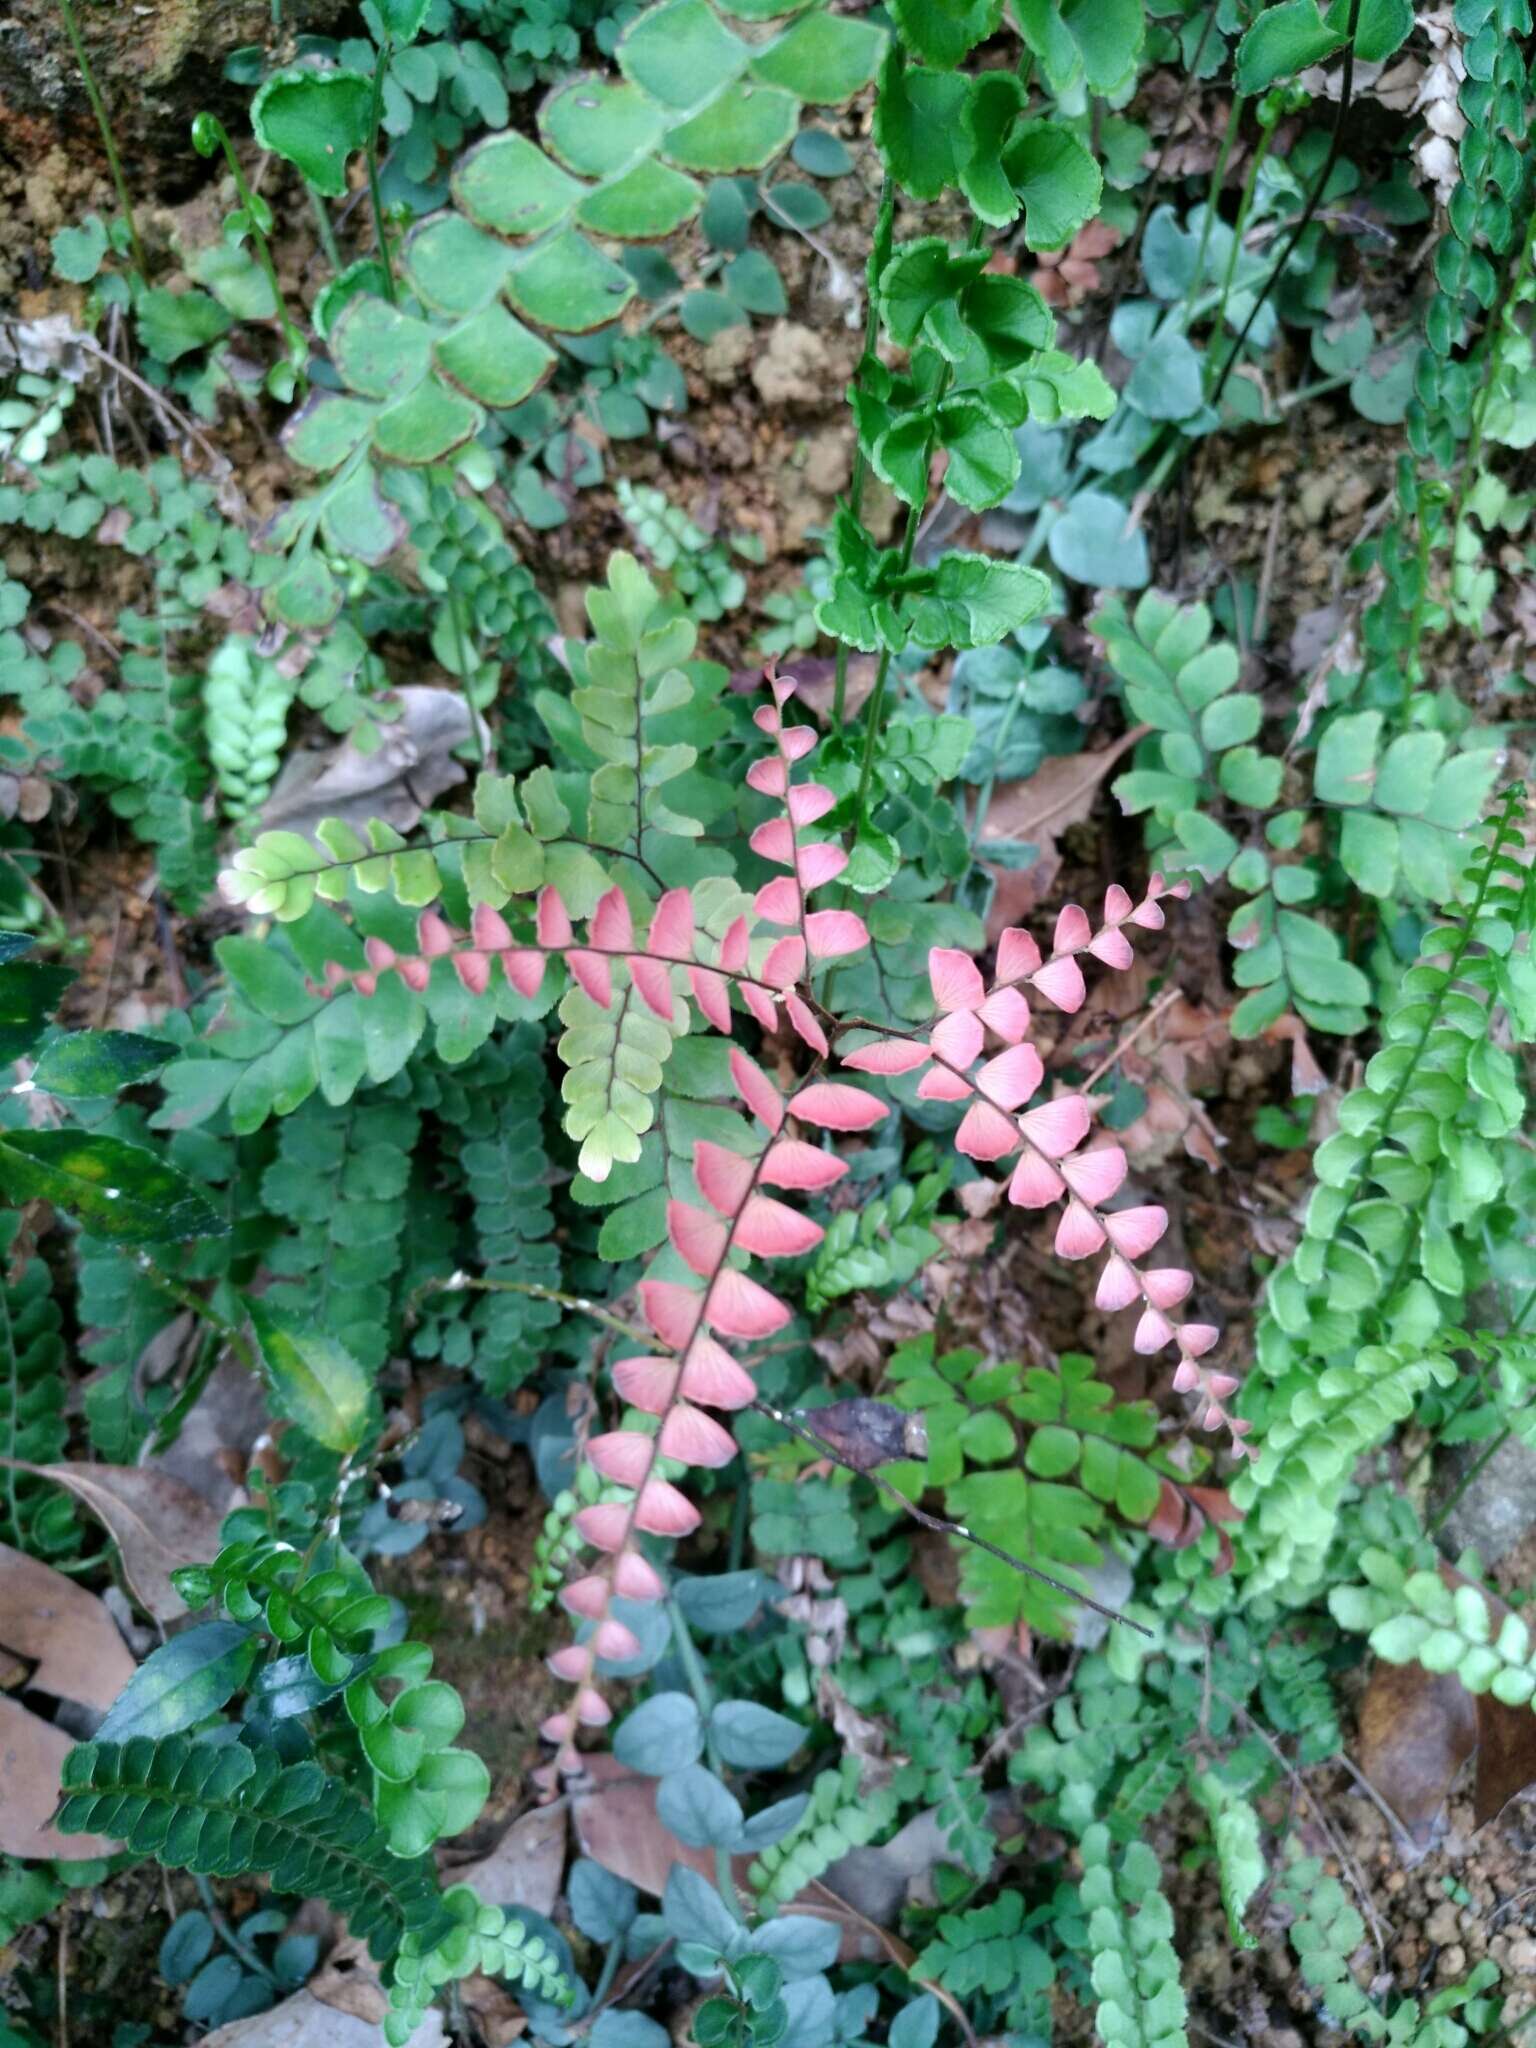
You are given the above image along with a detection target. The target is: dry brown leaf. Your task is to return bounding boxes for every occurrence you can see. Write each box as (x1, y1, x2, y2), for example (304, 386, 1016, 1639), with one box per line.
(569, 1753, 743, 1901)
(452, 1800, 568, 1918)
(0, 1541, 135, 1710)
(0, 1693, 118, 1859)
(204, 1986, 447, 2046)
(979, 729, 1147, 936)
(0, 1460, 224, 1621)
(1356, 1565, 1536, 1846)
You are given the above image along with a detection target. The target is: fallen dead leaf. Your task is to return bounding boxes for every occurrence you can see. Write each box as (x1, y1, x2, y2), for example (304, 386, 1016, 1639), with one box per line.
(0, 1541, 136, 1710)
(259, 686, 488, 843)
(452, 1799, 568, 1918)
(0, 1460, 224, 1621)
(205, 1987, 446, 2046)
(569, 1753, 742, 1903)
(1355, 1564, 1536, 1849)
(979, 729, 1148, 938)
(0, 1693, 118, 1859)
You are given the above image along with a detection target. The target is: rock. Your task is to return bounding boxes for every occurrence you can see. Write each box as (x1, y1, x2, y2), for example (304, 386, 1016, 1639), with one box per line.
(1430, 1432, 1536, 1568)
(701, 324, 755, 386)
(802, 426, 851, 498)
(0, 0, 350, 161)
(752, 320, 833, 408)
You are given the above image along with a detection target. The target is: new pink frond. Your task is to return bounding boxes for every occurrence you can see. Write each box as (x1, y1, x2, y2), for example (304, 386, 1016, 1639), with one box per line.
(930, 948, 985, 1012)
(917, 1066, 973, 1103)
(575, 1688, 612, 1726)
(567, 949, 612, 1008)
(1055, 1201, 1107, 1259)
(735, 1195, 824, 1258)
(503, 950, 546, 998)
(731, 1049, 785, 1132)
(1104, 1205, 1168, 1259)
(364, 937, 396, 971)
(541, 1712, 576, 1744)
(1181, 1323, 1219, 1357)
(786, 994, 829, 1055)
(760, 1139, 847, 1191)
(587, 1431, 654, 1487)
(1088, 927, 1135, 970)
(398, 957, 430, 993)
(547, 1644, 591, 1681)
(1019, 1096, 1091, 1157)
(668, 1199, 728, 1277)
(659, 1402, 738, 1468)
(593, 1616, 642, 1661)
(1095, 1255, 1140, 1311)
(930, 1010, 984, 1068)
(720, 917, 751, 972)
(1172, 1359, 1201, 1394)
(788, 783, 836, 825)
(689, 965, 732, 1032)
(779, 723, 816, 761)
(694, 1139, 755, 1214)
(1054, 905, 1092, 954)
(1060, 1146, 1127, 1205)
(1145, 1268, 1193, 1309)
(1031, 955, 1086, 1012)
(634, 1479, 701, 1537)
(1104, 883, 1133, 923)
(472, 904, 512, 950)
(750, 819, 795, 863)
(1009, 1152, 1065, 1208)
(681, 1338, 757, 1409)
(762, 937, 807, 986)
(842, 1038, 931, 1076)
(747, 756, 788, 797)
(537, 888, 572, 947)
(614, 1552, 665, 1601)
(612, 1355, 680, 1414)
(574, 1503, 629, 1551)
(995, 929, 1041, 982)
(639, 1279, 702, 1348)
(1134, 1308, 1176, 1354)
(979, 987, 1030, 1042)
(707, 1267, 792, 1339)
(977, 1043, 1044, 1110)
(628, 954, 677, 1022)
(805, 909, 868, 960)
(956, 1100, 1023, 1162)
(591, 888, 633, 951)
(791, 1082, 889, 1131)
(799, 843, 848, 889)
(454, 951, 490, 995)
(756, 877, 801, 924)
(418, 910, 453, 957)
(561, 1575, 610, 1620)
(742, 982, 779, 1031)
(649, 888, 695, 958)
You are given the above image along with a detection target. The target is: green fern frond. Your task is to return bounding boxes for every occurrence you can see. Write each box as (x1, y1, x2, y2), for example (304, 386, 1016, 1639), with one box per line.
(748, 1758, 897, 1908)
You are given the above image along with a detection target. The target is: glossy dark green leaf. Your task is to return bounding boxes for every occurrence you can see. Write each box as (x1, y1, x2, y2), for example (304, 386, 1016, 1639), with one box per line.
(249, 1298, 375, 1454)
(0, 960, 74, 1062)
(30, 1030, 173, 1098)
(97, 1622, 260, 1741)
(0, 1132, 226, 1243)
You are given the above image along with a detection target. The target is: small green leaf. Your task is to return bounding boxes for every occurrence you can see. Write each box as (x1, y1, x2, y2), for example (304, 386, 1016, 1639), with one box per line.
(0, 960, 75, 1062)
(1235, 0, 1344, 92)
(1003, 122, 1103, 252)
(51, 215, 109, 283)
(249, 1299, 375, 1454)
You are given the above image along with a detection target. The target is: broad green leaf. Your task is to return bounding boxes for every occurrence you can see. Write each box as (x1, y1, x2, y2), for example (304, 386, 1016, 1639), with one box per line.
(0, 959, 74, 1063)
(507, 232, 637, 331)
(618, 0, 748, 108)
(451, 131, 586, 239)
(249, 1299, 375, 1454)
(434, 304, 556, 408)
(880, 238, 990, 349)
(660, 81, 800, 174)
(329, 296, 435, 400)
(889, 0, 1002, 64)
(281, 392, 377, 474)
(579, 160, 703, 239)
(872, 46, 968, 200)
(136, 288, 232, 365)
(1313, 710, 1381, 805)
(1003, 122, 1103, 252)
(748, 9, 886, 100)
(540, 74, 667, 175)
(1235, 0, 1344, 92)
(252, 67, 375, 198)
(0, 1132, 226, 1244)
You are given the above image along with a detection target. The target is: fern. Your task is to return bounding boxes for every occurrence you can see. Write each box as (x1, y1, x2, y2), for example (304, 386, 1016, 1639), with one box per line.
(204, 636, 296, 820)
(892, 1688, 995, 1876)
(1277, 1843, 1383, 2038)
(434, 1026, 560, 1392)
(55, 1735, 566, 2047)
(914, 1888, 1052, 2004)
(802, 1162, 948, 1313)
(1330, 1550, 1536, 1705)
(1078, 1824, 1189, 2048)
(260, 1093, 420, 1374)
(0, 1213, 69, 1551)
(748, 1758, 897, 1907)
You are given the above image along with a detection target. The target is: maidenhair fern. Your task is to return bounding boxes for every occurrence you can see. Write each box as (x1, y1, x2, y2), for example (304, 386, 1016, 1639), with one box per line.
(204, 636, 296, 820)
(1330, 1551, 1536, 1705)
(1078, 1825, 1188, 2048)
(748, 1758, 897, 1907)
(0, 1212, 69, 1551)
